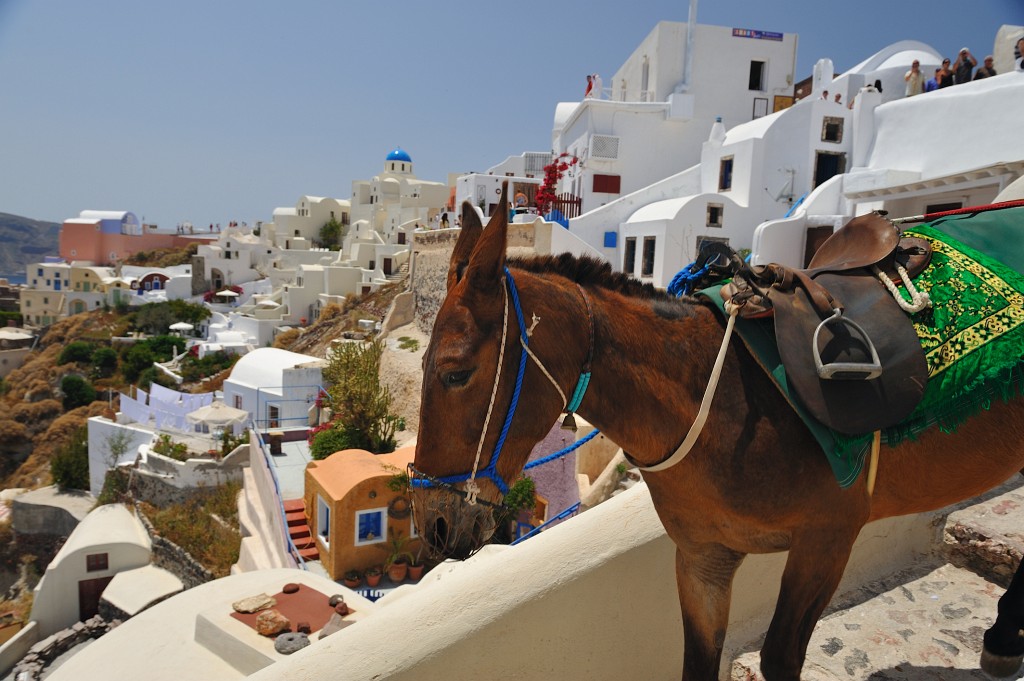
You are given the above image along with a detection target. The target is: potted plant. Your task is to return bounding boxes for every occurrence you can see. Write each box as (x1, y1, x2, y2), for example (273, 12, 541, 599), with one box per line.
(383, 531, 414, 584)
(407, 546, 426, 582)
(365, 564, 383, 587)
(342, 569, 362, 589)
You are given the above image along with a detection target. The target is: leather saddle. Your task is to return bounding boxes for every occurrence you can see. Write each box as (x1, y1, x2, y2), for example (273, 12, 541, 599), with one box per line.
(718, 213, 932, 436)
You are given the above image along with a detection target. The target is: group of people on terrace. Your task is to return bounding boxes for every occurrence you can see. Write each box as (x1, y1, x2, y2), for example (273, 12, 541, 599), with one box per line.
(904, 47, 999, 97)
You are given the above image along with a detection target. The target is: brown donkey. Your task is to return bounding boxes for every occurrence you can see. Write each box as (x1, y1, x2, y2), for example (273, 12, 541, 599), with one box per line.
(411, 186, 1024, 680)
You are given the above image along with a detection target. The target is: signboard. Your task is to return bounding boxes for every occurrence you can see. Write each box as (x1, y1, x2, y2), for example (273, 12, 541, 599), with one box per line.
(732, 28, 783, 41)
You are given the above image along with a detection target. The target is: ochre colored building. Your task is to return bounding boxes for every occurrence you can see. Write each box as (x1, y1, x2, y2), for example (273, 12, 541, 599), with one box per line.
(304, 445, 421, 580)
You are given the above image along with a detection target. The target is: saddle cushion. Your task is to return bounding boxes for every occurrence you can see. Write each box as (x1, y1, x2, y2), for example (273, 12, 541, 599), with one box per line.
(697, 223, 1024, 487)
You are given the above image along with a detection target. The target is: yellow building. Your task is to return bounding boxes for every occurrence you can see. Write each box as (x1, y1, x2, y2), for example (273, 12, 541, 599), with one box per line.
(303, 445, 420, 580)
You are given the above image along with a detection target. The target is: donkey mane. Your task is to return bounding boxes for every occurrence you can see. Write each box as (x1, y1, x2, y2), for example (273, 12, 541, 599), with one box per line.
(508, 252, 679, 303)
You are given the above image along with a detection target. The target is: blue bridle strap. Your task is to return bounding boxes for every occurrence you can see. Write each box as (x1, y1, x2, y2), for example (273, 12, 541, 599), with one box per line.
(412, 267, 596, 498)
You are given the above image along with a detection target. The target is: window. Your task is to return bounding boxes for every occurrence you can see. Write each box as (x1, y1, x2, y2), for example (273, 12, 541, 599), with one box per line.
(749, 61, 766, 90)
(592, 174, 621, 194)
(267, 405, 280, 429)
(707, 203, 724, 228)
(822, 116, 844, 143)
(925, 201, 962, 214)
(623, 237, 637, 275)
(641, 237, 656, 277)
(317, 496, 331, 548)
(86, 553, 108, 572)
(37, 268, 42, 277)
(719, 157, 734, 191)
(233, 394, 242, 409)
(355, 508, 387, 546)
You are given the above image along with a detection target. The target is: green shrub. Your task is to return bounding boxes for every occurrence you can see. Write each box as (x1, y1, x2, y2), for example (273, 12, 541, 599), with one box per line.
(179, 351, 237, 383)
(60, 375, 97, 411)
(151, 434, 191, 461)
(58, 341, 96, 365)
(50, 427, 89, 490)
(310, 426, 363, 460)
(322, 340, 401, 454)
(91, 346, 119, 378)
(120, 344, 155, 382)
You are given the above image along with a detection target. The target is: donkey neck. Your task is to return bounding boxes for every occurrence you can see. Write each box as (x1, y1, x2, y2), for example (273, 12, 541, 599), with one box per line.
(577, 287, 729, 466)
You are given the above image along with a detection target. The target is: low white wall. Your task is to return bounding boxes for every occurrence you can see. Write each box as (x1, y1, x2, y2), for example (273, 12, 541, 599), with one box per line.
(0, 620, 38, 677)
(249, 482, 944, 681)
(233, 437, 295, 572)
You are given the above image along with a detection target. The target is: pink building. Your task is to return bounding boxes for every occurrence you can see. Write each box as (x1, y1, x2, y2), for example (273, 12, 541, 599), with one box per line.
(59, 210, 199, 265)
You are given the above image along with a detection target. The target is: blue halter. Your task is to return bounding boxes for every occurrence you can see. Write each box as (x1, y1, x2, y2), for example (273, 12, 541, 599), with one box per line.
(411, 267, 531, 497)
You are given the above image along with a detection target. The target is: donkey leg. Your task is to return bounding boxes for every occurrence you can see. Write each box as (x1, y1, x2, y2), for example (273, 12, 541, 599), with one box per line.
(675, 542, 746, 681)
(982, 557, 1024, 677)
(760, 529, 859, 681)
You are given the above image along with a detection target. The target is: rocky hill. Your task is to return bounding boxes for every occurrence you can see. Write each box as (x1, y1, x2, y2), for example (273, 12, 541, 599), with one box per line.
(0, 212, 61, 278)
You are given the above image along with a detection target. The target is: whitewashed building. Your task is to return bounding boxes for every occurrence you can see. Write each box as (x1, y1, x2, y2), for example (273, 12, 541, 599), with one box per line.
(222, 348, 325, 433)
(552, 21, 798, 215)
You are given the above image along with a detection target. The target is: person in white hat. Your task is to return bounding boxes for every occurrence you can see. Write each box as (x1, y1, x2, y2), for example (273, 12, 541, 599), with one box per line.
(953, 47, 976, 84)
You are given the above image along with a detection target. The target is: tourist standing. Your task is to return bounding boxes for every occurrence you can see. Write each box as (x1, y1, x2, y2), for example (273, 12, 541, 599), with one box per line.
(584, 74, 593, 98)
(938, 59, 954, 88)
(592, 73, 603, 99)
(925, 69, 941, 92)
(904, 61, 925, 96)
(974, 55, 997, 79)
(953, 48, 977, 84)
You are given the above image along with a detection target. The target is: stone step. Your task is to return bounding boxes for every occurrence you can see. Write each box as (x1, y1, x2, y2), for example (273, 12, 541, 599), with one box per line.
(731, 481, 1024, 681)
(282, 498, 305, 513)
(730, 562, 1003, 681)
(943, 483, 1024, 588)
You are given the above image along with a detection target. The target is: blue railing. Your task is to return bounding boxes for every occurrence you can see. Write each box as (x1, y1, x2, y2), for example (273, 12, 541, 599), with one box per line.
(510, 502, 582, 546)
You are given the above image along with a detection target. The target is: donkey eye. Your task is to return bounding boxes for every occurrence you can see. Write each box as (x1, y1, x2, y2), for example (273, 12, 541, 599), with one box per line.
(443, 370, 473, 388)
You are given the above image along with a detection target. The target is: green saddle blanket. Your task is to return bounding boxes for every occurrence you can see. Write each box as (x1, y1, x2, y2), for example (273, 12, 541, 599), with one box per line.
(700, 221, 1024, 487)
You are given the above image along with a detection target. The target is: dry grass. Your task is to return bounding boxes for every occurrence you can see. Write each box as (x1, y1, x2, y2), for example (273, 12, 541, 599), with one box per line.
(138, 481, 242, 577)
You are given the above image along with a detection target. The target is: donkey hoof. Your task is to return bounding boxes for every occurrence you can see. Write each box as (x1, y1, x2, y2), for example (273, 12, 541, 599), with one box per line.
(980, 648, 1024, 678)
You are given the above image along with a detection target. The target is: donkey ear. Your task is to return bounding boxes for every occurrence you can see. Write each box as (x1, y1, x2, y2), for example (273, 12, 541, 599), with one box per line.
(446, 201, 483, 290)
(465, 181, 509, 293)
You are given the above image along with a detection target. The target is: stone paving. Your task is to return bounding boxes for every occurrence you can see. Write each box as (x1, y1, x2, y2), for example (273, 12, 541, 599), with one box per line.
(731, 482, 1024, 681)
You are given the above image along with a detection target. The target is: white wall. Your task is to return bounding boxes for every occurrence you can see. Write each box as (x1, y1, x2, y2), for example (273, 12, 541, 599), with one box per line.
(86, 417, 154, 497)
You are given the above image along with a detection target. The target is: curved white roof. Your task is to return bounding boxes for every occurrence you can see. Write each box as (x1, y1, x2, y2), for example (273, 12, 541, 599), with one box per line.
(844, 40, 942, 74)
(626, 196, 698, 223)
(227, 347, 323, 389)
(79, 210, 133, 221)
(53, 504, 150, 563)
(553, 102, 580, 132)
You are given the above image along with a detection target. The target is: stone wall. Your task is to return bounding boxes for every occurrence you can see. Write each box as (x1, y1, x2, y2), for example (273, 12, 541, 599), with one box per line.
(12, 616, 118, 680)
(410, 222, 540, 335)
(134, 505, 215, 590)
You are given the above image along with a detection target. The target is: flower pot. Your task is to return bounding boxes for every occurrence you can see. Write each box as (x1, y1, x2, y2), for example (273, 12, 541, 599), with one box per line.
(366, 571, 382, 587)
(407, 564, 425, 581)
(387, 562, 408, 583)
(342, 577, 361, 589)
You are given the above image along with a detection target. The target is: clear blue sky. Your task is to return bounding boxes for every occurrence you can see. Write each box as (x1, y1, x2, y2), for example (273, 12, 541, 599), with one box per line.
(1, 0, 1019, 229)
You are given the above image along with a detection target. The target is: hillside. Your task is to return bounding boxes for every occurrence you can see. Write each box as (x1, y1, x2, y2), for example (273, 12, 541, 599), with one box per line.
(0, 212, 61, 278)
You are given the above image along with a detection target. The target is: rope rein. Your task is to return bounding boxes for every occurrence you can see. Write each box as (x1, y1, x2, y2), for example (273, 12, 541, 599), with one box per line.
(631, 302, 739, 472)
(464, 279, 511, 505)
